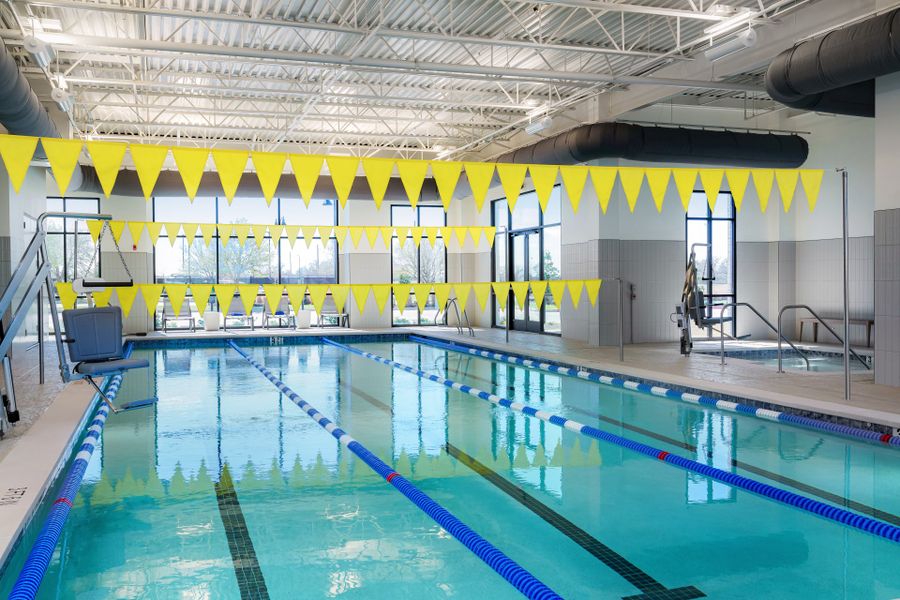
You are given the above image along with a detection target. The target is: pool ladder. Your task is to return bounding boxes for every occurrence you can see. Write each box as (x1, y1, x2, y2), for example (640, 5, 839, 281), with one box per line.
(437, 297, 474, 337)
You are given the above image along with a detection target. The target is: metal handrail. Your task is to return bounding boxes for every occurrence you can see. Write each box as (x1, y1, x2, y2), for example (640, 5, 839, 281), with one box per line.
(718, 302, 810, 371)
(777, 305, 870, 372)
(438, 297, 474, 337)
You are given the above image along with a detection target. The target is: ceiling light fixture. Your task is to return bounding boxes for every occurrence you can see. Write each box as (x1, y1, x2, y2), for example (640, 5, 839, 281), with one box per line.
(51, 88, 74, 113)
(23, 35, 54, 69)
(705, 29, 758, 62)
(524, 116, 552, 136)
(703, 9, 755, 37)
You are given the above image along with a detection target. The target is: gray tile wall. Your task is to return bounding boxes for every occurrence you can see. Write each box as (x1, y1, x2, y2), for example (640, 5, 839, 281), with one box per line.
(735, 242, 771, 339)
(875, 209, 900, 386)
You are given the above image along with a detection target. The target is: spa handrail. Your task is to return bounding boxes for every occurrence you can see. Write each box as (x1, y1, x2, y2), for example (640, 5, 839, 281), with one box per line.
(718, 302, 811, 371)
(777, 305, 870, 372)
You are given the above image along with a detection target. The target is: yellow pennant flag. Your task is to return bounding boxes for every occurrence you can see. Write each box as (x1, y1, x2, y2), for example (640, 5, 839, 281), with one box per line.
(213, 284, 236, 311)
(672, 168, 698, 211)
(352, 285, 371, 314)
(108, 221, 126, 244)
(171, 147, 209, 201)
(348, 226, 364, 248)
(699, 169, 724, 211)
(468, 227, 484, 248)
(464, 162, 495, 213)
(363, 226, 379, 249)
(492, 281, 510, 310)
(283, 225, 300, 246)
(362, 157, 394, 209)
(567, 280, 584, 308)
(433, 283, 452, 311)
(140, 284, 164, 317)
(211, 149, 248, 204)
(645, 168, 671, 213)
(237, 284, 258, 315)
(529, 164, 558, 213)
(42, 138, 83, 195)
(412, 284, 433, 312)
(397, 159, 430, 209)
(285, 284, 306, 314)
(331, 226, 347, 248)
(300, 226, 318, 248)
(146, 222, 164, 246)
(775, 169, 800, 212)
(584, 279, 602, 306)
(371, 284, 392, 314)
(393, 283, 412, 315)
(90, 288, 113, 308)
(431, 161, 462, 211)
(618, 167, 645, 213)
(380, 226, 395, 249)
(115, 286, 138, 317)
(127, 221, 146, 246)
(751, 169, 775, 213)
(190, 284, 213, 313)
(182, 222, 199, 241)
(129, 144, 169, 200)
(800, 169, 824, 212)
(289, 154, 324, 207)
(548, 280, 566, 309)
(530, 280, 548, 308)
(408, 226, 423, 248)
(308, 284, 330, 315)
(233, 224, 252, 247)
(86, 220, 104, 244)
(725, 169, 751, 212)
(262, 284, 284, 313)
(485, 226, 497, 248)
(454, 283, 472, 311)
(590, 167, 617, 214)
(270, 224, 284, 242)
(251, 152, 286, 205)
(165, 284, 188, 316)
(510, 281, 530, 310)
(426, 227, 440, 248)
(453, 227, 469, 248)
(496, 163, 528, 212)
(198, 223, 217, 247)
(163, 222, 181, 245)
(0, 134, 38, 192)
(559, 165, 589, 214)
(330, 285, 350, 314)
(55, 282, 78, 310)
(251, 224, 268, 247)
(325, 156, 359, 209)
(87, 141, 127, 197)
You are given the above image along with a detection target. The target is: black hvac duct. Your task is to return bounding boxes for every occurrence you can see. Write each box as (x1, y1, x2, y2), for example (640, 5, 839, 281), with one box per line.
(0, 39, 59, 150)
(496, 122, 808, 168)
(764, 8, 900, 118)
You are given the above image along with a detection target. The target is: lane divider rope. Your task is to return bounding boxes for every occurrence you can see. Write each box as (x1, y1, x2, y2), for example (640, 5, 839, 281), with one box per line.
(409, 335, 900, 448)
(9, 344, 132, 600)
(324, 338, 900, 544)
(227, 340, 561, 600)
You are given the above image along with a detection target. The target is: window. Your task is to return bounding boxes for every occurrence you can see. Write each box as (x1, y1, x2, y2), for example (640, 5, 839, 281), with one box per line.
(391, 205, 446, 325)
(685, 191, 736, 337)
(45, 197, 102, 284)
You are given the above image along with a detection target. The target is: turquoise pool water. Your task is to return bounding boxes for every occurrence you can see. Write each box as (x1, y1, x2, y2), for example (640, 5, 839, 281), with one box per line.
(1, 339, 898, 599)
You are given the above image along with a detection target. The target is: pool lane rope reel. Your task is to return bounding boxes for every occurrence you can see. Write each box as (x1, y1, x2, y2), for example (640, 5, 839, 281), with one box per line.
(227, 341, 561, 600)
(324, 338, 900, 545)
(409, 335, 900, 448)
(9, 344, 132, 600)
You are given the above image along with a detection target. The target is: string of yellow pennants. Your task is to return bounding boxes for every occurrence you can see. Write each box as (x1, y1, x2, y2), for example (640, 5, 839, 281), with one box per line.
(86, 220, 498, 250)
(0, 133, 823, 214)
(55, 279, 602, 319)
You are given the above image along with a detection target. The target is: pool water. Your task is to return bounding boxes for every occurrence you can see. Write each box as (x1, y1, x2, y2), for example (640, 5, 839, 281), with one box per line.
(751, 354, 872, 372)
(1, 339, 898, 599)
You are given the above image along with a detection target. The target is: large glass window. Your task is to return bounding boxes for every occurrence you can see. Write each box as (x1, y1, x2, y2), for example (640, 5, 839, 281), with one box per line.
(391, 205, 446, 325)
(685, 191, 736, 337)
(45, 197, 101, 284)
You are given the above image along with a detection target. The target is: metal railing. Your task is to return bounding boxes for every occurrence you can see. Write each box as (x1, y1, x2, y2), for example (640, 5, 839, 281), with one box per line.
(777, 305, 870, 373)
(438, 297, 474, 337)
(718, 302, 810, 370)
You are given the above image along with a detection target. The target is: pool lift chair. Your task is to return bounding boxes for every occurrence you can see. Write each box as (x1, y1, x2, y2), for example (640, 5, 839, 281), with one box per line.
(676, 243, 735, 355)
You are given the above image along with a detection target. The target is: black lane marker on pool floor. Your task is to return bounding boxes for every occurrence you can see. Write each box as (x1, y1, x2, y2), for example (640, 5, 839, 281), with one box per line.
(215, 465, 271, 600)
(446, 443, 705, 600)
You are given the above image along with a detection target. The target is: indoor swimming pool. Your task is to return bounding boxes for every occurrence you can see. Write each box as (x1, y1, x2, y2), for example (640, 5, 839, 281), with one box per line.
(1, 336, 898, 599)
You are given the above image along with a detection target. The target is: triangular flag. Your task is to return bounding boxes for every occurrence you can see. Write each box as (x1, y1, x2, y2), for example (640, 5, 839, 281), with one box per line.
(393, 283, 412, 315)
(530, 280, 548, 308)
(618, 167, 645, 213)
(775, 169, 800, 212)
(363, 227, 379, 249)
(351, 284, 371, 314)
(380, 226, 395, 249)
(699, 169, 724, 211)
(453, 283, 472, 311)
(567, 280, 584, 308)
(645, 168, 671, 213)
(115, 286, 138, 317)
(800, 169, 824, 212)
(362, 157, 394, 209)
(182, 222, 199, 241)
(300, 226, 318, 248)
(163, 222, 181, 245)
(129, 144, 169, 200)
(211, 149, 248, 204)
(332, 226, 348, 248)
(751, 169, 775, 213)
(584, 279, 602, 306)
(485, 226, 497, 248)
(262, 284, 284, 313)
(433, 283, 452, 311)
(90, 288, 113, 308)
(559, 165, 589, 214)
(309, 284, 330, 315)
(171, 147, 209, 201)
(87, 141, 127, 197)
(0, 134, 38, 192)
(548, 280, 566, 309)
(317, 226, 332, 249)
(217, 224, 233, 246)
(146, 222, 164, 245)
(672, 168, 698, 211)
(412, 284, 433, 312)
(464, 162, 495, 212)
(453, 226, 469, 247)
(468, 227, 484, 248)
(497, 163, 528, 212)
(251, 223, 269, 248)
(510, 281, 530, 310)
(426, 227, 439, 248)
(283, 225, 300, 246)
(270, 224, 285, 243)
(140, 284, 164, 317)
(237, 284, 258, 315)
(325, 156, 359, 209)
(289, 154, 324, 207)
(86, 220, 104, 244)
(492, 281, 510, 310)
(529, 164, 558, 212)
(190, 284, 213, 313)
(348, 226, 364, 248)
(371, 284, 392, 314)
(285, 284, 306, 314)
(127, 221, 146, 246)
(233, 224, 251, 247)
(726, 169, 751, 212)
(165, 284, 188, 316)
(55, 282, 78, 310)
(42, 138, 83, 195)
(397, 159, 429, 208)
(252, 152, 286, 205)
(330, 285, 350, 314)
(108, 221, 126, 244)
(409, 226, 423, 248)
(213, 284, 236, 311)
(431, 161, 462, 211)
(590, 167, 617, 214)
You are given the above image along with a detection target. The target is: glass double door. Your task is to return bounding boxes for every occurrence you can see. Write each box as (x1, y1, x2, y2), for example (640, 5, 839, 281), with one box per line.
(510, 230, 542, 332)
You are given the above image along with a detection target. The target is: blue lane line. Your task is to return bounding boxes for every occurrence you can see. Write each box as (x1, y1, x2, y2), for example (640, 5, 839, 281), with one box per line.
(227, 340, 561, 600)
(10, 344, 133, 600)
(409, 335, 900, 448)
(324, 337, 900, 545)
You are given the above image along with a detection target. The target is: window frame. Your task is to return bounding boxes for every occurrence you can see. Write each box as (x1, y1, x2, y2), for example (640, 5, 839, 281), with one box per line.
(389, 204, 448, 326)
